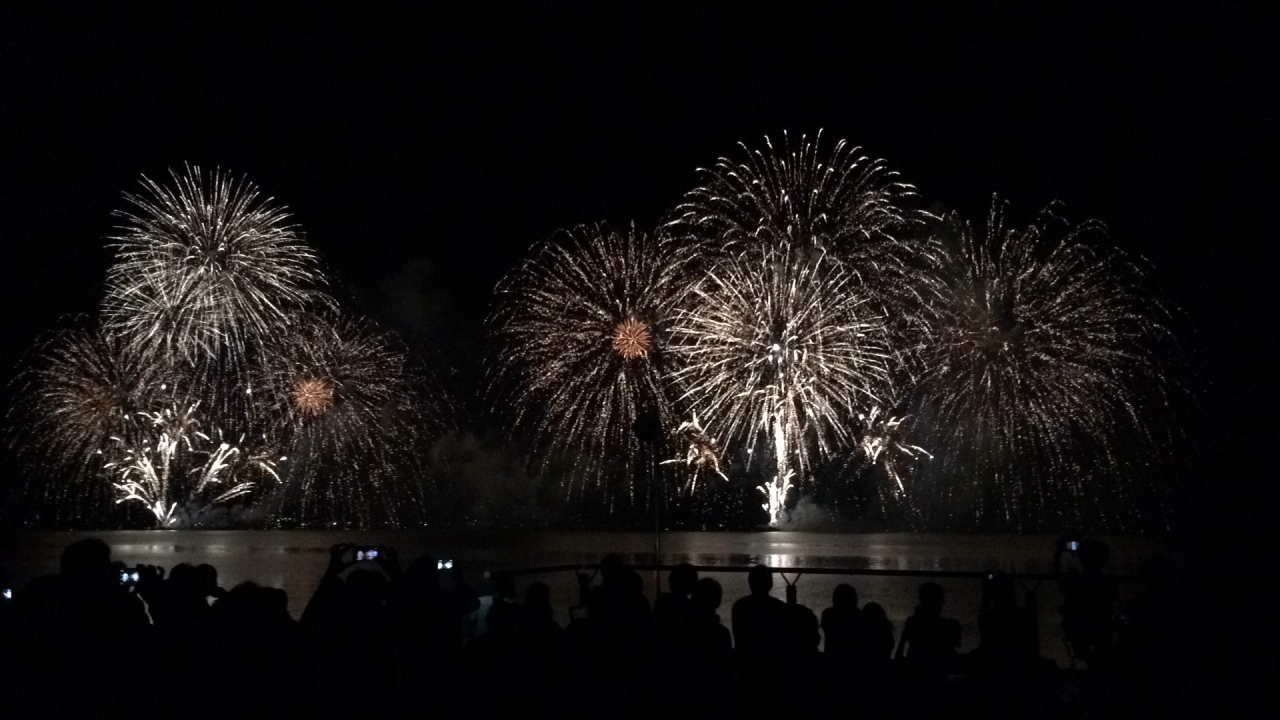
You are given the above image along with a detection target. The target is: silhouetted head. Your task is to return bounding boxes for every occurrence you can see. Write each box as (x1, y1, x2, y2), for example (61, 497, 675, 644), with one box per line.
(195, 564, 219, 594)
(600, 554, 626, 582)
(748, 565, 773, 595)
(169, 563, 194, 584)
(60, 538, 112, 583)
(1077, 539, 1111, 572)
(692, 577, 722, 612)
(220, 582, 290, 627)
(669, 563, 699, 598)
(918, 582, 945, 610)
(525, 581, 551, 608)
(407, 555, 442, 590)
(346, 569, 390, 606)
(833, 583, 858, 609)
(862, 602, 889, 627)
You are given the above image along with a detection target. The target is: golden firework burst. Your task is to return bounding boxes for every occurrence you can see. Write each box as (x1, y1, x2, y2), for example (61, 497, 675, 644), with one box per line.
(293, 377, 334, 416)
(612, 317, 651, 359)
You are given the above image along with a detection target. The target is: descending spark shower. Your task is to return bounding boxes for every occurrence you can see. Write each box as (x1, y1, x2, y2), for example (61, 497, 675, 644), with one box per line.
(13, 135, 1176, 530)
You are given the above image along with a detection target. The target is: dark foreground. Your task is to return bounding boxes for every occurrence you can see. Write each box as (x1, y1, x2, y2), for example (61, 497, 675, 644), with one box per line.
(1, 535, 1274, 719)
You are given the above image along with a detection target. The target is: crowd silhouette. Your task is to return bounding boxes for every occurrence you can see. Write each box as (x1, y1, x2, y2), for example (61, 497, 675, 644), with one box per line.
(0, 537, 1241, 719)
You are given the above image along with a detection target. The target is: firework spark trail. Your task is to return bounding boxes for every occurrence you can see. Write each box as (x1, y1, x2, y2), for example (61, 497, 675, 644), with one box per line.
(905, 200, 1172, 526)
(252, 313, 425, 526)
(670, 243, 893, 525)
(490, 224, 691, 502)
(857, 406, 932, 496)
(660, 412, 728, 493)
(106, 401, 275, 526)
(667, 132, 914, 253)
(103, 166, 330, 368)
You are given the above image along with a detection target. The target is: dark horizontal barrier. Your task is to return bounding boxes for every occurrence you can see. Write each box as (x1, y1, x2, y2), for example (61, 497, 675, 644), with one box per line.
(498, 563, 1142, 583)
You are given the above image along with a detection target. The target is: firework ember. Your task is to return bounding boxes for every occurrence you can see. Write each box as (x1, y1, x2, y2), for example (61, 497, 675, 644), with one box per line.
(292, 377, 335, 417)
(612, 317, 652, 359)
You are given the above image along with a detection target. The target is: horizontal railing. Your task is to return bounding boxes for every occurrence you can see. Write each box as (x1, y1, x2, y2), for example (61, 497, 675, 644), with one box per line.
(499, 563, 1140, 583)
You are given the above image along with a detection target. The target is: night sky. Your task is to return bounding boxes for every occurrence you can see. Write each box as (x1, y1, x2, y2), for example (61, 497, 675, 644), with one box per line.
(2, 4, 1275, 537)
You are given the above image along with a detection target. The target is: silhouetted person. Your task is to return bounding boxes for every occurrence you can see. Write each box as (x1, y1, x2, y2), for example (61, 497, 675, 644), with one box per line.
(304, 545, 415, 718)
(653, 562, 698, 648)
(895, 581, 961, 675)
(821, 583, 861, 659)
(515, 581, 565, 714)
(520, 580, 561, 644)
(578, 555, 655, 717)
(690, 577, 732, 654)
(464, 596, 525, 717)
(685, 577, 733, 716)
(974, 570, 1032, 669)
(732, 565, 787, 659)
(731, 563, 789, 717)
(12, 539, 151, 716)
(1055, 536, 1117, 667)
(588, 553, 652, 651)
(852, 601, 895, 671)
(393, 550, 480, 658)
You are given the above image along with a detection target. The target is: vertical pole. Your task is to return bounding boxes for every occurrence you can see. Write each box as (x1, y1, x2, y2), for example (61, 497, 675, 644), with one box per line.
(653, 474, 662, 601)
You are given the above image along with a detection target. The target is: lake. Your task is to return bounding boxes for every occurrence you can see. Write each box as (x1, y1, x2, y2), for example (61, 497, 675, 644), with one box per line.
(0, 530, 1185, 667)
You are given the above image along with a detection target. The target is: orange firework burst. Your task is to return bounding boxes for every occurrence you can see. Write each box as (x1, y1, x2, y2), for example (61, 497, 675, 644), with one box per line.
(293, 377, 334, 416)
(612, 317, 651, 359)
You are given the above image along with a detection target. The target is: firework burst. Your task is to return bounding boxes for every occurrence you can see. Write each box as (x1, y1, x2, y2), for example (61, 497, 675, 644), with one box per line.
(490, 224, 691, 501)
(10, 327, 152, 520)
(17, 328, 151, 470)
(252, 313, 425, 525)
(856, 406, 932, 497)
(10, 326, 275, 526)
(105, 400, 276, 526)
(660, 412, 728, 493)
(102, 166, 329, 367)
(667, 132, 914, 253)
(906, 201, 1173, 527)
(670, 242, 893, 525)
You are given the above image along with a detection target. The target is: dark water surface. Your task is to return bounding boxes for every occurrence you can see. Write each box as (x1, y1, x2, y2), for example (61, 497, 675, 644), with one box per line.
(0, 530, 1188, 667)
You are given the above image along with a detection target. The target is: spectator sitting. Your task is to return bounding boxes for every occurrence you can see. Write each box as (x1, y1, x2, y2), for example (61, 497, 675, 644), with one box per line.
(895, 581, 962, 676)
(821, 583, 861, 659)
(653, 562, 698, 648)
(731, 564, 788, 660)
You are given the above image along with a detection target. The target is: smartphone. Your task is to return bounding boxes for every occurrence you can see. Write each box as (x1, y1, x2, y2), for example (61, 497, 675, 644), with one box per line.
(1066, 541, 1080, 552)
(437, 558, 454, 571)
(2, 588, 12, 600)
(354, 547, 380, 562)
(120, 570, 140, 585)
